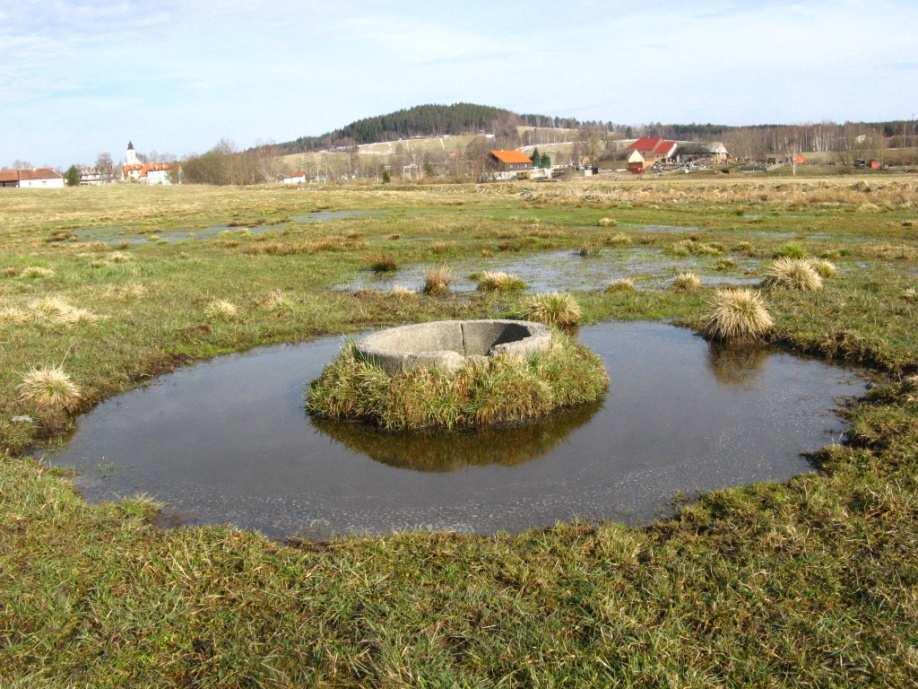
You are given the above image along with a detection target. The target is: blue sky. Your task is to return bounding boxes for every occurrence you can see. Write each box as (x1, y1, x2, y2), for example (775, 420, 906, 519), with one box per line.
(2, 0, 916, 167)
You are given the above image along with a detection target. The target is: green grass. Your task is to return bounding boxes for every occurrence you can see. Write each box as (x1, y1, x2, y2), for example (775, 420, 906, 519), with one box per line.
(307, 334, 608, 430)
(0, 179, 916, 686)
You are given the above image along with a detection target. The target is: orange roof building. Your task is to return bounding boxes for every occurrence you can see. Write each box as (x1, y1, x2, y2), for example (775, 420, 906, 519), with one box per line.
(489, 149, 533, 166)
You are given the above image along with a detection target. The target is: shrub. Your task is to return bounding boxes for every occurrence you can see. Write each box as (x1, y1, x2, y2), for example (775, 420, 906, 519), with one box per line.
(703, 289, 774, 342)
(763, 258, 823, 291)
(422, 265, 452, 296)
(808, 258, 838, 278)
(369, 255, 397, 272)
(672, 272, 701, 290)
(205, 299, 239, 319)
(475, 271, 526, 292)
(522, 292, 582, 328)
(307, 334, 608, 431)
(605, 278, 635, 292)
(18, 366, 81, 413)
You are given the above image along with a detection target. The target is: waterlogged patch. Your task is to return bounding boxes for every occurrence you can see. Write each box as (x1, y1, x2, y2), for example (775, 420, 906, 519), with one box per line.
(43, 322, 866, 539)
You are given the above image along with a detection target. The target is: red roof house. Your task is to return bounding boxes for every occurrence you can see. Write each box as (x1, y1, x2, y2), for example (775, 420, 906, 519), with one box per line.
(626, 137, 678, 160)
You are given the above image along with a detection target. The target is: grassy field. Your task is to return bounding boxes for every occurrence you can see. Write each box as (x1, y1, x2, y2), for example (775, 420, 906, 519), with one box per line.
(1, 176, 916, 687)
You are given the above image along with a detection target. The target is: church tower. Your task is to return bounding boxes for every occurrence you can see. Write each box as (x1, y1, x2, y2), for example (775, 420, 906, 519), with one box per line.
(125, 141, 140, 166)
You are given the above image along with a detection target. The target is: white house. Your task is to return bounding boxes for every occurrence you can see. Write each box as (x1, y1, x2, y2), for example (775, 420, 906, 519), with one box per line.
(280, 171, 307, 185)
(0, 168, 65, 188)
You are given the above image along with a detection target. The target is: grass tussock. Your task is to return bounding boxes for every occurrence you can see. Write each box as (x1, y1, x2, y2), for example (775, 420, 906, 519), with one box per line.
(604, 233, 632, 246)
(259, 289, 293, 312)
(307, 334, 608, 431)
(703, 288, 774, 342)
(577, 244, 601, 257)
(764, 258, 823, 291)
(422, 265, 453, 296)
(773, 241, 807, 259)
(672, 272, 701, 290)
(102, 283, 147, 300)
(670, 239, 722, 256)
(522, 292, 582, 328)
(30, 297, 100, 325)
(20, 266, 55, 279)
(605, 278, 635, 292)
(474, 271, 526, 292)
(205, 299, 240, 320)
(17, 365, 81, 413)
(808, 258, 838, 278)
(108, 251, 133, 263)
(0, 306, 30, 325)
(597, 217, 617, 227)
(368, 255, 397, 272)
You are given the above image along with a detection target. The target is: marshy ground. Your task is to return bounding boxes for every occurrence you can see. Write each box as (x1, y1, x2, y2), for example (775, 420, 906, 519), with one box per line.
(1, 176, 916, 687)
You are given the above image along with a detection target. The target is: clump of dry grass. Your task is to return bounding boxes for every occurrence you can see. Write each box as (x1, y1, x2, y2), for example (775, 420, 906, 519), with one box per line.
(431, 241, 453, 255)
(605, 278, 635, 292)
(807, 258, 838, 278)
(423, 265, 453, 295)
(102, 283, 147, 300)
(672, 272, 701, 290)
(390, 285, 416, 297)
(260, 289, 293, 312)
(368, 255, 397, 272)
(577, 244, 601, 258)
(2, 267, 19, 278)
(703, 289, 774, 342)
(597, 217, 617, 227)
(0, 306, 29, 325)
(763, 258, 823, 291)
(205, 299, 240, 320)
(17, 366, 81, 413)
(522, 292, 582, 328)
(474, 271, 526, 292)
(108, 251, 133, 263)
(670, 239, 722, 256)
(20, 266, 55, 279)
(30, 297, 100, 325)
(387, 233, 400, 240)
(604, 233, 632, 246)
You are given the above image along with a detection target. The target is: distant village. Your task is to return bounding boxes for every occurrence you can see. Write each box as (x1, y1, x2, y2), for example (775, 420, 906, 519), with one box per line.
(0, 142, 180, 189)
(1, 127, 903, 189)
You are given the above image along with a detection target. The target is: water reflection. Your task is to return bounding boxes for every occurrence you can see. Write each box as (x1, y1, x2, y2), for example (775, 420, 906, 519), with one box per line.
(313, 401, 602, 472)
(706, 343, 770, 388)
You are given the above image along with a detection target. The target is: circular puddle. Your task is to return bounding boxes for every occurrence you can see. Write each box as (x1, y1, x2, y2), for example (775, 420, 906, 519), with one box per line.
(41, 322, 867, 539)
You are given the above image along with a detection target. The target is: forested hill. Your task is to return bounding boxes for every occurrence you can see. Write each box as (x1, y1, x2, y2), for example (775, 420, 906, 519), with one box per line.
(275, 103, 575, 154)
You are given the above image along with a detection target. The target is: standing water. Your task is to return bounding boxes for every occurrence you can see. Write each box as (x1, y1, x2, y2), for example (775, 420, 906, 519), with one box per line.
(42, 322, 866, 539)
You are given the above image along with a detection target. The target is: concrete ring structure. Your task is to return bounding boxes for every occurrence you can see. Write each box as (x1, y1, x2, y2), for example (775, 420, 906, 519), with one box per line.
(356, 319, 552, 375)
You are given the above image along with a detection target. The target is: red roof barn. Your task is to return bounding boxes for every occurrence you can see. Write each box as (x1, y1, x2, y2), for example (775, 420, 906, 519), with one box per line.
(626, 137, 678, 160)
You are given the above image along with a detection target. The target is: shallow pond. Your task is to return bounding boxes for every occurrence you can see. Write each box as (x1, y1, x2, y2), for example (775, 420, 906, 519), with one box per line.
(42, 322, 866, 539)
(74, 210, 369, 245)
(342, 248, 760, 293)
